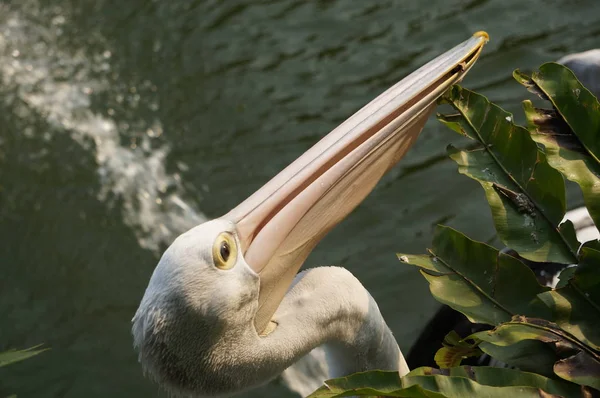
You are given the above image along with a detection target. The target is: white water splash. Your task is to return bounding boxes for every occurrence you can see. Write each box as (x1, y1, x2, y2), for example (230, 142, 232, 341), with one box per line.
(0, 6, 206, 252)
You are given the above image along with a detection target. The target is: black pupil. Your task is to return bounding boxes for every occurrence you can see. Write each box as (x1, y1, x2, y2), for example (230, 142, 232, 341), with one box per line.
(220, 241, 230, 261)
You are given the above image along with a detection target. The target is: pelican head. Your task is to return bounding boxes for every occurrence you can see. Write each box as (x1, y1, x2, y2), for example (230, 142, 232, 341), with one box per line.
(132, 32, 488, 397)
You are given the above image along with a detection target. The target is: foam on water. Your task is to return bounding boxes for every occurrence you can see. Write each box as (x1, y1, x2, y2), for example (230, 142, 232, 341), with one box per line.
(0, 5, 206, 253)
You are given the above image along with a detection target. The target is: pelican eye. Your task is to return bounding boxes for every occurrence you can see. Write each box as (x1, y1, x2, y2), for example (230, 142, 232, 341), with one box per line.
(212, 232, 237, 270)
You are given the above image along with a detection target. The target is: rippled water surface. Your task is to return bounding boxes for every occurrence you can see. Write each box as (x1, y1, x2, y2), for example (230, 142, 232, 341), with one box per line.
(1, 1, 599, 396)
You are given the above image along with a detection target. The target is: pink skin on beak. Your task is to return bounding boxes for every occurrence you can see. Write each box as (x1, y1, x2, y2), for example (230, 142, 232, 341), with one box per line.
(223, 32, 489, 333)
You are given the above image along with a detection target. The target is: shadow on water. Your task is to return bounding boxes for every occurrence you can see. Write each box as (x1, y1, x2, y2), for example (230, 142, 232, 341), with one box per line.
(1, 0, 600, 396)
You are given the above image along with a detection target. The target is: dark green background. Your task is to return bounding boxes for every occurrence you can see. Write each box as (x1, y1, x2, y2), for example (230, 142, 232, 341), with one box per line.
(1, 0, 598, 396)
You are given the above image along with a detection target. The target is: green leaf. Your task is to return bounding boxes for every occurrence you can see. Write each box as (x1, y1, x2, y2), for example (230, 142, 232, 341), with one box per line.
(527, 63, 600, 164)
(474, 317, 600, 389)
(434, 331, 483, 368)
(537, 247, 600, 350)
(398, 226, 552, 326)
(408, 366, 584, 397)
(519, 95, 600, 230)
(0, 345, 47, 367)
(572, 247, 600, 305)
(307, 371, 445, 398)
(438, 86, 577, 264)
(478, 339, 557, 378)
(555, 351, 600, 390)
(389, 63, 600, 398)
(555, 266, 577, 289)
(582, 239, 600, 252)
(309, 367, 586, 398)
(516, 63, 600, 229)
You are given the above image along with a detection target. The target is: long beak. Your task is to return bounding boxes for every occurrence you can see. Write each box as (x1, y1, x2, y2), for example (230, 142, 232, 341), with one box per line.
(224, 32, 489, 334)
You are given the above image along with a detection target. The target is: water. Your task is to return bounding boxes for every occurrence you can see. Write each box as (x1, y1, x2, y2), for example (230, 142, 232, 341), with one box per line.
(1, 1, 598, 396)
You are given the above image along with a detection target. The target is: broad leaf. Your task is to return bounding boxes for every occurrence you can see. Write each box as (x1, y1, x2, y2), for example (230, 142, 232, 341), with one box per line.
(538, 247, 600, 350)
(398, 225, 552, 326)
(518, 63, 600, 164)
(388, 63, 600, 398)
(582, 239, 600, 252)
(554, 351, 600, 391)
(434, 331, 483, 369)
(438, 86, 577, 264)
(434, 324, 561, 376)
(478, 338, 557, 378)
(408, 366, 584, 397)
(516, 67, 600, 230)
(0, 345, 47, 367)
(309, 366, 586, 398)
(308, 371, 445, 398)
(474, 317, 600, 389)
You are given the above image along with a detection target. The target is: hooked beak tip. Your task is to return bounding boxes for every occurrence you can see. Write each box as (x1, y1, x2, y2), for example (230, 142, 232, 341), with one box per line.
(473, 31, 490, 43)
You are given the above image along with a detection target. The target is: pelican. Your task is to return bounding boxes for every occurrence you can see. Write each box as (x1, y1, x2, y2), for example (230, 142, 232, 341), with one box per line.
(132, 32, 488, 397)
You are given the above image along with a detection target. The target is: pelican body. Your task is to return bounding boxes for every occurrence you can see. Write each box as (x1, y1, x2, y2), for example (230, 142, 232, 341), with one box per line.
(132, 33, 488, 397)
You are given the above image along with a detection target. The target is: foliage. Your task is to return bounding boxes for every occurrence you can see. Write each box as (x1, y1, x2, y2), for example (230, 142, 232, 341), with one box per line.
(0, 345, 47, 398)
(309, 367, 585, 398)
(0, 345, 47, 368)
(310, 63, 600, 397)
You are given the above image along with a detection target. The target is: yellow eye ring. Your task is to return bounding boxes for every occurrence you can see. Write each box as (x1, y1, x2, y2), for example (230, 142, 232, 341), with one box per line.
(212, 232, 237, 270)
